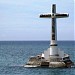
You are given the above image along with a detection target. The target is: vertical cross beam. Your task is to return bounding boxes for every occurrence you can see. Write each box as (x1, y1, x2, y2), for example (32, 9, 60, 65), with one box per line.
(51, 4, 57, 46)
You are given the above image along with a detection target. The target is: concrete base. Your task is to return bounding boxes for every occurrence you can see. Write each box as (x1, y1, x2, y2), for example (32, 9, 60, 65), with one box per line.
(24, 55, 74, 68)
(25, 47, 74, 68)
(49, 62, 66, 68)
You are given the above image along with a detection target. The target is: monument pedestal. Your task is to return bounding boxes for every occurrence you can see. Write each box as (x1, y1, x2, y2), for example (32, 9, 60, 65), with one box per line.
(25, 47, 74, 68)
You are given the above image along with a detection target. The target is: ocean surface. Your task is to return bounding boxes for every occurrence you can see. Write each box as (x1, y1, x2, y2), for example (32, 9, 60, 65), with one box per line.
(0, 41, 75, 75)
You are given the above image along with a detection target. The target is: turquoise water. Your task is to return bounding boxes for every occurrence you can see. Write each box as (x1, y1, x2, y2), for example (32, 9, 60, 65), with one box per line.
(0, 41, 75, 75)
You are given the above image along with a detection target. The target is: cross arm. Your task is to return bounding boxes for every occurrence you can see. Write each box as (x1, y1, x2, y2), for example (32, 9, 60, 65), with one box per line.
(55, 13, 69, 18)
(40, 14, 51, 18)
(40, 13, 69, 18)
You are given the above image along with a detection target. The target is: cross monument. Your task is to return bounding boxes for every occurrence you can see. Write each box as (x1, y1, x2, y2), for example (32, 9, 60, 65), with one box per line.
(40, 4, 69, 57)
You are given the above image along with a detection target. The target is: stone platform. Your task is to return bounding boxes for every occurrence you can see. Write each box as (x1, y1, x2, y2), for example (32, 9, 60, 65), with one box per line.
(24, 53, 74, 68)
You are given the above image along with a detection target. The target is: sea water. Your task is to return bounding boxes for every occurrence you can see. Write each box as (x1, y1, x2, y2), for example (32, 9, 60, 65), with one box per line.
(0, 41, 75, 75)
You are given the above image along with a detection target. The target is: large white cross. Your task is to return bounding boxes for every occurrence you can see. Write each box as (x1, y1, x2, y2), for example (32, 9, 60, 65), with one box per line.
(40, 4, 69, 46)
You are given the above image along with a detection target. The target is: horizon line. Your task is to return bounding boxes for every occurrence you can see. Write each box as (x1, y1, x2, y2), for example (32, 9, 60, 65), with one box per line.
(0, 40, 74, 41)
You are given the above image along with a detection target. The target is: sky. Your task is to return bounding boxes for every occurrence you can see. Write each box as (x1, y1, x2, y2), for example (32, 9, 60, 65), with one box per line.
(0, 0, 74, 41)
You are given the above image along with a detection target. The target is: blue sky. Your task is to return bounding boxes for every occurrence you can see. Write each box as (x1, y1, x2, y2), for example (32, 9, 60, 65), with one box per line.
(0, 0, 74, 41)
